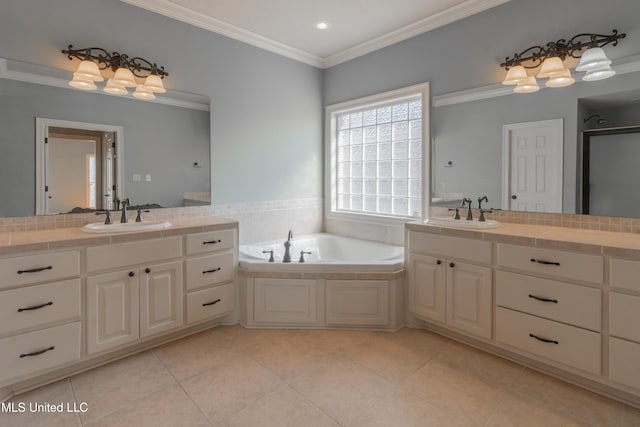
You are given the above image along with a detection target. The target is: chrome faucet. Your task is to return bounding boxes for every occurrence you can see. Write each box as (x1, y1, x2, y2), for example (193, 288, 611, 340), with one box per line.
(120, 198, 130, 223)
(283, 230, 293, 263)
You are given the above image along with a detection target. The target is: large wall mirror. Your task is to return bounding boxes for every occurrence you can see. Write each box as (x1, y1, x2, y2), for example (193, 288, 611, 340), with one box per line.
(431, 65, 640, 218)
(0, 58, 211, 217)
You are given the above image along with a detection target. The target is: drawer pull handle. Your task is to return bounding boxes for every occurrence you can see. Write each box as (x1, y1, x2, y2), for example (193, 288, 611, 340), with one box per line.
(436, 260, 442, 265)
(203, 240, 222, 245)
(529, 333, 558, 345)
(530, 258, 560, 266)
(20, 346, 55, 358)
(203, 267, 221, 274)
(18, 301, 53, 312)
(17, 266, 53, 274)
(528, 294, 558, 304)
(202, 298, 221, 307)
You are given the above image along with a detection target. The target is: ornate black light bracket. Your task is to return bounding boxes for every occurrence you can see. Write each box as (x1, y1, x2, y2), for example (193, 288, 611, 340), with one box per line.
(62, 45, 169, 78)
(501, 30, 626, 70)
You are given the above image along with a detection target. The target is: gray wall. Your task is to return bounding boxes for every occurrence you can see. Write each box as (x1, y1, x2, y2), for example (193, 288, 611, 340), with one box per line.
(323, 0, 640, 214)
(0, 79, 209, 216)
(0, 0, 323, 206)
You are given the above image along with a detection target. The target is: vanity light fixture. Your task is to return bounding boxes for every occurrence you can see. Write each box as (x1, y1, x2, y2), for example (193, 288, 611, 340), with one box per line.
(501, 30, 625, 93)
(62, 45, 168, 100)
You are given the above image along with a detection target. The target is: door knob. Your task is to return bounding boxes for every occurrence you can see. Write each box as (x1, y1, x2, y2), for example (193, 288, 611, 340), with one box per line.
(511, 195, 518, 200)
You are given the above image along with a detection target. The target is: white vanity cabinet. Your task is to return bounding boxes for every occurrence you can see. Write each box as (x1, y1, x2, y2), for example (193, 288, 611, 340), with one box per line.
(407, 231, 493, 339)
(184, 229, 237, 324)
(609, 258, 640, 391)
(495, 244, 603, 375)
(86, 237, 184, 354)
(0, 250, 82, 386)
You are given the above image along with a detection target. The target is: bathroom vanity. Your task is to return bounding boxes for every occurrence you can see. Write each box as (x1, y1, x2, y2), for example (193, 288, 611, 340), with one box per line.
(406, 221, 640, 407)
(0, 216, 237, 399)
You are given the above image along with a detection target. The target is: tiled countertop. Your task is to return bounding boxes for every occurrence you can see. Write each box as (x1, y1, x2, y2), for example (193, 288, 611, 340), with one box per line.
(407, 221, 640, 258)
(0, 216, 238, 255)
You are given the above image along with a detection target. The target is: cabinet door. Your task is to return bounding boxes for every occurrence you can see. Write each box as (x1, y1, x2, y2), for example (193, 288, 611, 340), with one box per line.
(140, 261, 183, 338)
(407, 253, 446, 322)
(87, 270, 139, 354)
(446, 261, 492, 339)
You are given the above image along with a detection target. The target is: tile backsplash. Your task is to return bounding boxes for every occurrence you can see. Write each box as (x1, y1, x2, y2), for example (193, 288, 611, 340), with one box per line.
(0, 198, 323, 245)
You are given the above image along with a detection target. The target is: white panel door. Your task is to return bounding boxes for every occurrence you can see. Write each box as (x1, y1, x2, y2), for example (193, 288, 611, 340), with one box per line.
(140, 261, 183, 338)
(446, 261, 492, 339)
(407, 253, 446, 322)
(502, 119, 563, 213)
(87, 270, 139, 354)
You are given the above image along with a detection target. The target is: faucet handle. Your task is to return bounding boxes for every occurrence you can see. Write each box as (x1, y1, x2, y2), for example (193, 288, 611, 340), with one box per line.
(95, 210, 112, 225)
(262, 250, 275, 263)
(135, 209, 150, 223)
(479, 209, 493, 222)
(299, 251, 312, 263)
(448, 208, 460, 220)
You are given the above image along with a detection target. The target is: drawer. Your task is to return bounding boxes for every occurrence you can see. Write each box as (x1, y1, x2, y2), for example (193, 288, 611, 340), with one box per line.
(408, 231, 492, 265)
(495, 307, 601, 375)
(496, 271, 601, 331)
(186, 283, 235, 324)
(497, 244, 603, 284)
(610, 258, 640, 293)
(186, 229, 235, 256)
(0, 251, 80, 290)
(87, 237, 182, 272)
(0, 322, 81, 385)
(185, 252, 235, 291)
(0, 279, 81, 335)
(609, 337, 640, 390)
(610, 292, 640, 343)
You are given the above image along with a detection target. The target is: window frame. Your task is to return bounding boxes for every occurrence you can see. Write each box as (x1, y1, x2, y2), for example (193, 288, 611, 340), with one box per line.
(325, 82, 430, 226)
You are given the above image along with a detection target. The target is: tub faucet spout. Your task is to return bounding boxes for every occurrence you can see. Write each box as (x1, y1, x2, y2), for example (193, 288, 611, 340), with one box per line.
(283, 230, 293, 263)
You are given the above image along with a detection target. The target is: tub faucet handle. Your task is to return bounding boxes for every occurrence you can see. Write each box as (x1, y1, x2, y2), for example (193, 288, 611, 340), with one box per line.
(262, 250, 275, 263)
(299, 251, 312, 263)
(96, 210, 112, 225)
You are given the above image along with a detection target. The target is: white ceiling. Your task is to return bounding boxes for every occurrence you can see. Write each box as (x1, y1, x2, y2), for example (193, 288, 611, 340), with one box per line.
(121, 0, 510, 68)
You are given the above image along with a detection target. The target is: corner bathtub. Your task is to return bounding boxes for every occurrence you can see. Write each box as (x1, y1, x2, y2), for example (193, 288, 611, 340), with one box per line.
(239, 233, 404, 272)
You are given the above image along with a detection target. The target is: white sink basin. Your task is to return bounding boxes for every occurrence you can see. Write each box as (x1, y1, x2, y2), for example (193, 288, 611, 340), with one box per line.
(426, 216, 501, 229)
(81, 220, 171, 233)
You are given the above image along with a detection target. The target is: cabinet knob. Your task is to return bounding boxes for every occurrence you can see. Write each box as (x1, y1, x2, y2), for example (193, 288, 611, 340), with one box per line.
(449, 262, 455, 268)
(436, 260, 442, 265)
(145, 268, 151, 274)
(128, 271, 135, 277)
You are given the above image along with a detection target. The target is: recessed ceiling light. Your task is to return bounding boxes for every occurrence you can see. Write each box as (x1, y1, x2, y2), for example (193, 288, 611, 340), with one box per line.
(315, 21, 330, 30)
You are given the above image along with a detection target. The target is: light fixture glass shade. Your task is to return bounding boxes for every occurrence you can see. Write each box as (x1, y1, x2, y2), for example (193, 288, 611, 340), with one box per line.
(546, 69, 575, 88)
(103, 79, 128, 95)
(69, 74, 97, 90)
(132, 85, 156, 100)
(576, 47, 612, 72)
(112, 67, 137, 87)
(502, 65, 528, 85)
(142, 74, 166, 93)
(75, 60, 104, 81)
(583, 63, 616, 81)
(513, 76, 540, 93)
(537, 56, 566, 78)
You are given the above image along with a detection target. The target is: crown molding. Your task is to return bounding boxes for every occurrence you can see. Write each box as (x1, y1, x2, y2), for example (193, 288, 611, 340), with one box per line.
(121, 0, 510, 69)
(0, 58, 210, 111)
(433, 55, 640, 107)
(120, 0, 325, 68)
(322, 0, 512, 68)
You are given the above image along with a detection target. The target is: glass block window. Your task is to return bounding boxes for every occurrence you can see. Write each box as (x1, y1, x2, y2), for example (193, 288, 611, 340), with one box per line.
(332, 95, 423, 219)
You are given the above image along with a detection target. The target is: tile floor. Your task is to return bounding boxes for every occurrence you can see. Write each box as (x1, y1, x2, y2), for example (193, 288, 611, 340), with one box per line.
(1, 325, 639, 427)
